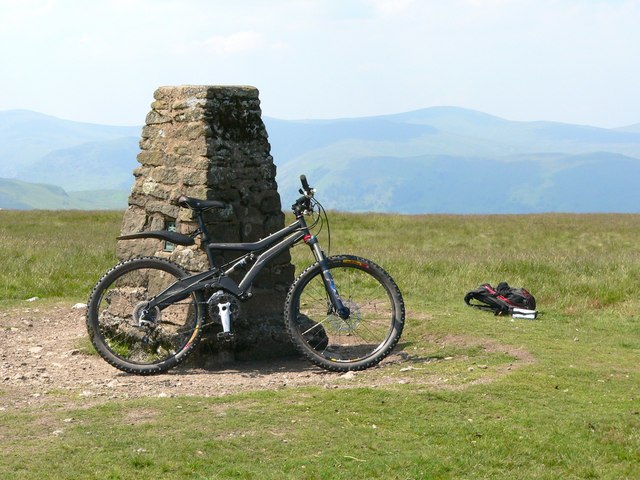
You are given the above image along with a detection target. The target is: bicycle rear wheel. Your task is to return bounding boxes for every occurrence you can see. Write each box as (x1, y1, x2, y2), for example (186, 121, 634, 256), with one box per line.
(86, 256, 204, 375)
(285, 255, 405, 372)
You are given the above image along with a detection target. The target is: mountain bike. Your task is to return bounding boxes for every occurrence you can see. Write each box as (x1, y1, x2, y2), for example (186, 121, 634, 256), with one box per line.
(86, 175, 405, 375)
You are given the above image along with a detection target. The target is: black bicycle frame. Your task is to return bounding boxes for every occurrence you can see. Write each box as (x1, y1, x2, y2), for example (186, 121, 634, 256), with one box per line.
(144, 210, 349, 319)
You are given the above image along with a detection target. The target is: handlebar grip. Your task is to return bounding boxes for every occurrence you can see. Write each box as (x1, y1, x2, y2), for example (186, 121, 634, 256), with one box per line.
(300, 175, 311, 193)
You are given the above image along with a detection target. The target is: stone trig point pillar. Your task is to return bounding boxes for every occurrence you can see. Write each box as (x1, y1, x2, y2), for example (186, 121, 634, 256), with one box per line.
(118, 85, 295, 365)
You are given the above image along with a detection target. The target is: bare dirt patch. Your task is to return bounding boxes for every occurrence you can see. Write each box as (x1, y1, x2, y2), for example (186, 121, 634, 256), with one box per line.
(0, 303, 534, 410)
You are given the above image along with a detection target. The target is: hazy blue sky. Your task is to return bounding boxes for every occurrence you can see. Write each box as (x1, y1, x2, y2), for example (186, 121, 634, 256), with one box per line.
(1, 0, 639, 127)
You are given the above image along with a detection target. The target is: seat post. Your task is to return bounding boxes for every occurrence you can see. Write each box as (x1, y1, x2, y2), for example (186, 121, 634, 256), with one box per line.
(194, 210, 217, 267)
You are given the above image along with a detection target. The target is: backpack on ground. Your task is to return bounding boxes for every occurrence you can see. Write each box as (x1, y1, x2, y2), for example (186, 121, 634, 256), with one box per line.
(464, 282, 537, 319)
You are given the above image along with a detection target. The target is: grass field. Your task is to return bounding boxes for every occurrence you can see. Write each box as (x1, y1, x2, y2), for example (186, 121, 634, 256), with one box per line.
(1, 209, 639, 479)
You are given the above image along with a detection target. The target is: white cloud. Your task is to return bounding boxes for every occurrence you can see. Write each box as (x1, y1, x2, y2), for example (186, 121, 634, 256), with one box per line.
(0, 0, 55, 32)
(371, 0, 416, 15)
(463, 0, 514, 6)
(203, 31, 265, 56)
(1, 0, 639, 126)
(168, 30, 271, 57)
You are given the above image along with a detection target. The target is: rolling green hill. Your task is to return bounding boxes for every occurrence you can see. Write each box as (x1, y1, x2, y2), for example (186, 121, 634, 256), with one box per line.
(265, 107, 640, 164)
(0, 109, 138, 209)
(0, 110, 139, 178)
(22, 136, 139, 191)
(278, 151, 640, 214)
(1, 107, 639, 212)
(616, 122, 640, 134)
(0, 178, 127, 210)
(265, 107, 640, 213)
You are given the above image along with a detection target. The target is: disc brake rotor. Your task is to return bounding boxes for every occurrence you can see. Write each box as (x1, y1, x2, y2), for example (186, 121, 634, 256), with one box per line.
(326, 300, 360, 333)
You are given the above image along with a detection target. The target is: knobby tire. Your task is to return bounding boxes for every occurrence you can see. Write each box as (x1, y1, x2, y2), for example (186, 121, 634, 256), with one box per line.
(284, 255, 405, 372)
(86, 256, 205, 375)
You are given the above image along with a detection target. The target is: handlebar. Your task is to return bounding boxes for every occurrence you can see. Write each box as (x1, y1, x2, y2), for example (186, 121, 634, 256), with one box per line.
(292, 174, 315, 214)
(300, 175, 311, 195)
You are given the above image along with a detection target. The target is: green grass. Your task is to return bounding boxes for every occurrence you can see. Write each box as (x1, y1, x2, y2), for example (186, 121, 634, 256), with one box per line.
(0, 210, 121, 304)
(1, 210, 640, 479)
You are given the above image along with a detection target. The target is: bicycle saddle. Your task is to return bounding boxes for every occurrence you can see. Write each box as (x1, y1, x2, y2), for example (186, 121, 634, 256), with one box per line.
(177, 195, 227, 211)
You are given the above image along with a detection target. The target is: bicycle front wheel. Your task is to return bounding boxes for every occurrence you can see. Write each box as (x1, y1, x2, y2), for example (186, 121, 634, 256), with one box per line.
(285, 255, 405, 372)
(86, 256, 205, 375)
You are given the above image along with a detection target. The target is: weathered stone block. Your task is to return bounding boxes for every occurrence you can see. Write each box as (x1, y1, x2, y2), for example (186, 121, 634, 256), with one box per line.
(137, 151, 166, 166)
(145, 111, 172, 125)
(119, 85, 295, 364)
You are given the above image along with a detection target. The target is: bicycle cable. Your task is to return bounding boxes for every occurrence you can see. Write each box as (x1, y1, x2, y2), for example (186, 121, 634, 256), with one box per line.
(311, 197, 331, 257)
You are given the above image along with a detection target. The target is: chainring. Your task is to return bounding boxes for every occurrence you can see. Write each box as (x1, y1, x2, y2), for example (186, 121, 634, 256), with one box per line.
(206, 290, 241, 324)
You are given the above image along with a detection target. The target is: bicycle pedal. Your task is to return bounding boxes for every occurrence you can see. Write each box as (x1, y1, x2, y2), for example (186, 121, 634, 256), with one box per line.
(217, 332, 235, 342)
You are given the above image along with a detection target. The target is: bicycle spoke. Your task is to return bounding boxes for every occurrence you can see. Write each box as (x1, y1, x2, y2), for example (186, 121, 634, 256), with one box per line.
(87, 258, 204, 374)
(287, 256, 403, 370)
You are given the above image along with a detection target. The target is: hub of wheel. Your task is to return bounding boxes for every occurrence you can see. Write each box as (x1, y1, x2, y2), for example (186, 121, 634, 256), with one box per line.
(326, 300, 360, 333)
(132, 301, 161, 328)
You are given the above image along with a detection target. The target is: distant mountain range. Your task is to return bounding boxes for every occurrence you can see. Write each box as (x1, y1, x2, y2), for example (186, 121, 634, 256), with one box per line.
(0, 110, 138, 209)
(1, 108, 639, 213)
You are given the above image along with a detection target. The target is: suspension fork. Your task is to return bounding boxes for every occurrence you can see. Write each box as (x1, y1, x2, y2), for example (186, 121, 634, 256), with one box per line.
(304, 234, 351, 319)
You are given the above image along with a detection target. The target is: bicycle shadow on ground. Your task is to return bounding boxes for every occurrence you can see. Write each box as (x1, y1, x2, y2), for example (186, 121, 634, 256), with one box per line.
(170, 352, 333, 377)
(166, 341, 422, 378)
